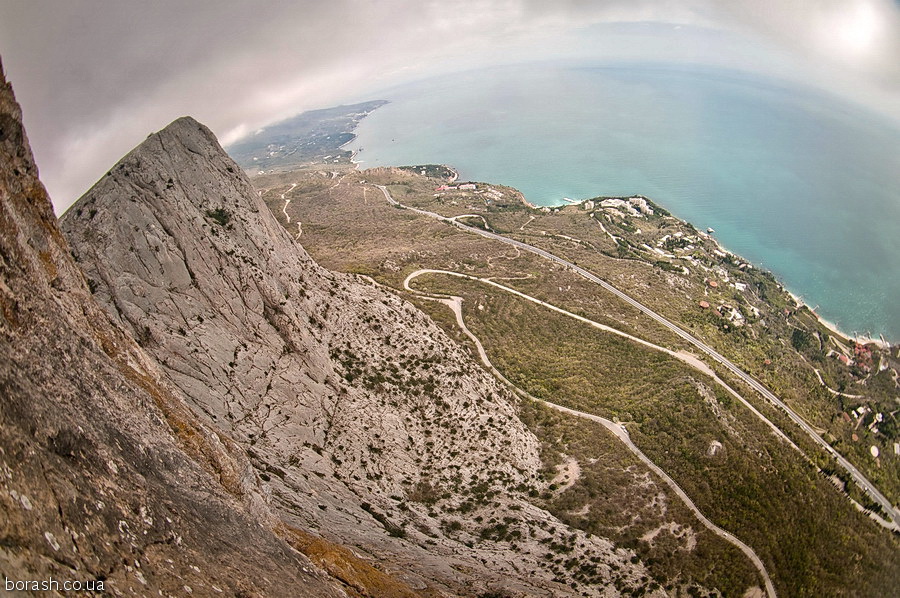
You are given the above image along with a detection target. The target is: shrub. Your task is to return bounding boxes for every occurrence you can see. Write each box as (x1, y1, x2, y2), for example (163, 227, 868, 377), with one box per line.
(205, 207, 231, 227)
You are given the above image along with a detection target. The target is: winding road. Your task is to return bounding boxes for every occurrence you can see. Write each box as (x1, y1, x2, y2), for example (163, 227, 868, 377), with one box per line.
(402, 269, 776, 598)
(280, 183, 297, 223)
(279, 183, 303, 239)
(406, 269, 799, 452)
(376, 184, 899, 528)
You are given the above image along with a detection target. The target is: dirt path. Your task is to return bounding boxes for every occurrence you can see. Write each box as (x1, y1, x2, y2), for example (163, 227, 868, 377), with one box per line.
(377, 183, 898, 528)
(281, 183, 297, 223)
(405, 268, 799, 453)
(591, 213, 621, 244)
(403, 269, 776, 598)
(812, 367, 865, 399)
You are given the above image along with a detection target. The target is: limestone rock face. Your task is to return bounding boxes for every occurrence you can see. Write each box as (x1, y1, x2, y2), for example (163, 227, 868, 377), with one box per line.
(0, 62, 347, 596)
(61, 116, 654, 594)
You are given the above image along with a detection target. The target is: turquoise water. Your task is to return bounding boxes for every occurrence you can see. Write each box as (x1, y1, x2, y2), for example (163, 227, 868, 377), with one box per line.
(352, 63, 900, 341)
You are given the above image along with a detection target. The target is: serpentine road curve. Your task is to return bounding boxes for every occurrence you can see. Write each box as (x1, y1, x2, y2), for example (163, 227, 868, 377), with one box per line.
(402, 269, 776, 598)
(376, 184, 899, 529)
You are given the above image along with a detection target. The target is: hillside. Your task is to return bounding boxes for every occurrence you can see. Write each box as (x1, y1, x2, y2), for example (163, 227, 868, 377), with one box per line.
(252, 161, 900, 596)
(59, 115, 675, 595)
(7, 48, 897, 594)
(0, 60, 352, 598)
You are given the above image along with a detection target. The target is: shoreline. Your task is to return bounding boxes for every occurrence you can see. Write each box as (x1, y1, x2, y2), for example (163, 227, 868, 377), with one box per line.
(534, 195, 894, 348)
(339, 135, 360, 168)
(343, 108, 893, 349)
(784, 290, 890, 350)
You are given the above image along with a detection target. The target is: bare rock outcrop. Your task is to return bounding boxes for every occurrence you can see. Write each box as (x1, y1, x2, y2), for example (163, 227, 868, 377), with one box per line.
(0, 60, 350, 596)
(60, 115, 657, 595)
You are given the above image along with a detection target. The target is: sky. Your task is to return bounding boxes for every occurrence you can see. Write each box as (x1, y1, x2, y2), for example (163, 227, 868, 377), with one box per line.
(1, 0, 898, 214)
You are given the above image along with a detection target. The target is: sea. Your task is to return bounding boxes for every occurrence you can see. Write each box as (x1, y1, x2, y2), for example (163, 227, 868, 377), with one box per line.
(351, 62, 900, 342)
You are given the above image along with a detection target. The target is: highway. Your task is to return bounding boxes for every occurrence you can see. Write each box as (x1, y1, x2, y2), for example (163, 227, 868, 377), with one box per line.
(376, 185, 900, 528)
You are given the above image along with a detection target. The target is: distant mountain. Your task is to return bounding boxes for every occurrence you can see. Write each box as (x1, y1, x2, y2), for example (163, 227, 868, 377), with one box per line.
(228, 100, 387, 173)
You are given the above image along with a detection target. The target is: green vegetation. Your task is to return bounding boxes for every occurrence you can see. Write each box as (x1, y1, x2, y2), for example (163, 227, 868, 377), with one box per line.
(254, 160, 900, 596)
(205, 207, 232, 227)
(398, 164, 457, 179)
(411, 274, 900, 597)
(520, 399, 759, 595)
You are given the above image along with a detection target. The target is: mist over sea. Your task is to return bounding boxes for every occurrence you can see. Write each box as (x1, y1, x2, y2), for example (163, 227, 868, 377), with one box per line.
(352, 62, 900, 341)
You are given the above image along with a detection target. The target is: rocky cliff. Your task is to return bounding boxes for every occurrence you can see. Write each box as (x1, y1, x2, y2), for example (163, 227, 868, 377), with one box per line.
(58, 113, 656, 592)
(0, 61, 354, 597)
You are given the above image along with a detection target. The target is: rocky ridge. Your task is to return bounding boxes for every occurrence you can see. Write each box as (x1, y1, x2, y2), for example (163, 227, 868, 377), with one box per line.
(0, 61, 350, 597)
(59, 115, 660, 595)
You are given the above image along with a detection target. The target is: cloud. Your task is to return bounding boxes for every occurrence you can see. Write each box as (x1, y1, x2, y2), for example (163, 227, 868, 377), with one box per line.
(0, 0, 896, 212)
(717, 1, 900, 79)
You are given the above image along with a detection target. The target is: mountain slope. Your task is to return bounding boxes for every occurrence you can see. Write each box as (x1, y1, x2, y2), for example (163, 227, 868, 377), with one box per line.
(0, 61, 352, 597)
(60, 116, 659, 595)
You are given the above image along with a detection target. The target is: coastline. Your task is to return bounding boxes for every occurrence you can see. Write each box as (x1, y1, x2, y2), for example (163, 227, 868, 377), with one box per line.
(343, 105, 893, 349)
(339, 135, 360, 167)
(532, 195, 893, 349)
(698, 230, 891, 349)
(784, 290, 890, 350)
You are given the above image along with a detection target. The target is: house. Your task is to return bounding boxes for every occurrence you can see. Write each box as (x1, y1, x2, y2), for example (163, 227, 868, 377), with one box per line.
(458, 183, 476, 191)
(699, 300, 710, 309)
(719, 305, 745, 326)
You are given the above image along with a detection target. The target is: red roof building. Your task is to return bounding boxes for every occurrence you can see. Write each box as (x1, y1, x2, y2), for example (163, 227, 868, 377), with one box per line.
(854, 343, 872, 362)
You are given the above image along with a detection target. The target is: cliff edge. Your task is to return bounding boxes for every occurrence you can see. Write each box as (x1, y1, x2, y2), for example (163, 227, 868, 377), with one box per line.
(0, 59, 352, 597)
(59, 108, 656, 594)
